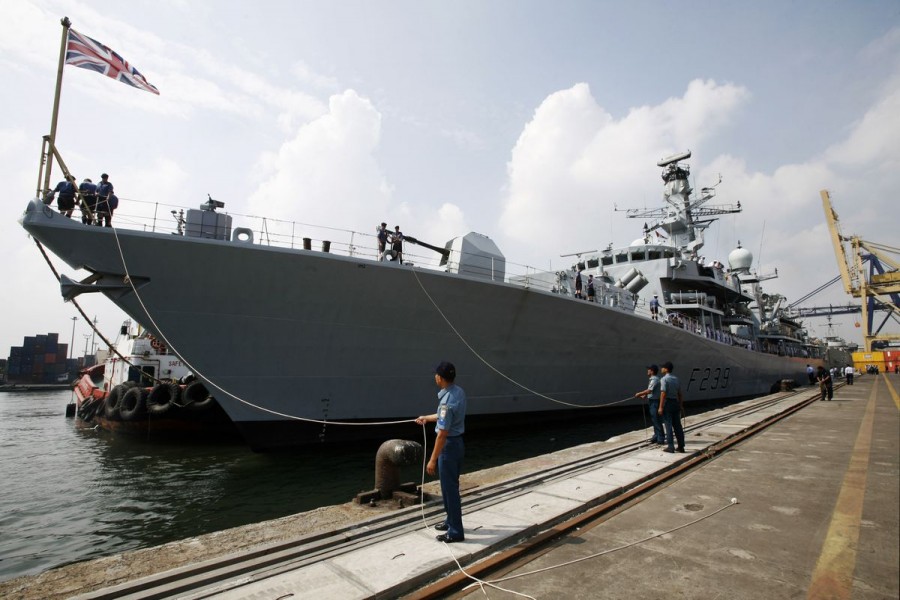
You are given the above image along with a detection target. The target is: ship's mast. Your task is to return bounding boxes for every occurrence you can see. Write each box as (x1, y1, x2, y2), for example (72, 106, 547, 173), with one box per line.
(623, 151, 741, 259)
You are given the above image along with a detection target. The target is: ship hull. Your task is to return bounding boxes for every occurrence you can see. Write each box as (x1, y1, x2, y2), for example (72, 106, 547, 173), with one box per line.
(22, 200, 817, 450)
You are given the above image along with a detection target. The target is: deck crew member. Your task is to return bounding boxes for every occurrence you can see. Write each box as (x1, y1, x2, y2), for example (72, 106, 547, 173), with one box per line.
(649, 294, 660, 320)
(574, 268, 583, 299)
(658, 361, 685, 453)
(95, 173, 114, 228)
(78, 178, 97, 224)
(390, 226, 404, 264)
(376, 222, 388, 260)
(48, 175, 77, 218)
(587, 275, 596, 302)
(415, 361, 467, 543)
(634, 364, 663, 444)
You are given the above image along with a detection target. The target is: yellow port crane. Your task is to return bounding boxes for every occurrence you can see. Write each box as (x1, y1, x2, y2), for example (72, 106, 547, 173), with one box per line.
(821, 190, 900, 351)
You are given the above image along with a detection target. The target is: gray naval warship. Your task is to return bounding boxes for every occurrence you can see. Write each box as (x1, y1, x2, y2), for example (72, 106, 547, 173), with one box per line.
(20, 150, 824, 450)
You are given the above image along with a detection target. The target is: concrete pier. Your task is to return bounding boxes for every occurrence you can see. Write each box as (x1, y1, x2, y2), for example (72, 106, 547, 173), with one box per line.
(457, 374, 899, 600)
(1, 374, 897, 599)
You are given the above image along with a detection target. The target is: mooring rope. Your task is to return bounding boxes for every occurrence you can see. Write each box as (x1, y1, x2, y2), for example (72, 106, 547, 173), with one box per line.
(105, 224, 638, 425)
(408, 267, 638, 410)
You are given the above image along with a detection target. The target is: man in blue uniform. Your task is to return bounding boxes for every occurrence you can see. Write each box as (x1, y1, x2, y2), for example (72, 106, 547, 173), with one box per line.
(48, 175, 77, 218)
(634, 364, 663, 444)
(657, 361, 685, 453)
(376, 222, 388, 260)
(95, 173, 114, 227)
(649, 294, 660, 320)
(416, 361, 467, 543)
(79, 178, 97, 224)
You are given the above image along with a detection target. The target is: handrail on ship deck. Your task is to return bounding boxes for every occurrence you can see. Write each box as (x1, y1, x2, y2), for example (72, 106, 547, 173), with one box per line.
(44, 195, 815, 359)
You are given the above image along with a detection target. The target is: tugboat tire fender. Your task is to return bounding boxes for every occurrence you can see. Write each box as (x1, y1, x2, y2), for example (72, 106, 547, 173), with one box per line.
(119, 387, 148, 421)
(147, 383, 180, 416)
(183, 381, 215, 411)
(105, 384, 127, 420)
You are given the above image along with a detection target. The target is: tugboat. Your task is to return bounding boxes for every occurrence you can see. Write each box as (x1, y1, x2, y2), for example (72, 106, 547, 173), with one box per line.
(71, 321, 239, 440)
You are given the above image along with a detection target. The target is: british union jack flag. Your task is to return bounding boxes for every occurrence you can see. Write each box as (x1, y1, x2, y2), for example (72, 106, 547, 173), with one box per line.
(65, 28, 160, 95)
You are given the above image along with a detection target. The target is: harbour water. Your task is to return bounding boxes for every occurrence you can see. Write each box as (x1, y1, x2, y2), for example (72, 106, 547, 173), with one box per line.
(0, 389, 666, 583)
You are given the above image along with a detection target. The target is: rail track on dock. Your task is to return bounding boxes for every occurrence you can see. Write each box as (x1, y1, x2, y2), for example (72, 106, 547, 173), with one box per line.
(76, 388, 820, 600)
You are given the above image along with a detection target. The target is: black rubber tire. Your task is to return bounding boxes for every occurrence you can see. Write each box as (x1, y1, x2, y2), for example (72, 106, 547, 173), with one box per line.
(147, 383, 180, 416)
(182, 381, 215, 411)
(104, 384, 127, 420)
(119, 387, 148, 421)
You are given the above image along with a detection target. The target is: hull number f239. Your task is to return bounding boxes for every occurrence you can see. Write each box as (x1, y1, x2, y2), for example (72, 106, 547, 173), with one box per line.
(687, 367, 730, 392)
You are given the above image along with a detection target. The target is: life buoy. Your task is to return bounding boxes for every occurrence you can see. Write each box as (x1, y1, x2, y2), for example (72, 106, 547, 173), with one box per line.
(119, 387, 148, 421)
(233, 227, 254, 243)
(147, 383, 181, 416)
(183, 381, 215, 411)
(150, 338, 165, 352)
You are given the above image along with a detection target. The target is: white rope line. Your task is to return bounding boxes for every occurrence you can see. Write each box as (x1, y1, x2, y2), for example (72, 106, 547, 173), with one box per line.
(414, 423, 535, 600)
(410, 268, 636, 409)
(109, 225, 415, 426)
(472, 498, 740, 588)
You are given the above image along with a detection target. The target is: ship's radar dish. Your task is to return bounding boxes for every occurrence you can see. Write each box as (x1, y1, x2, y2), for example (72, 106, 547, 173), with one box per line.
(631, 237, 647, 246)
(657, 150, 691, 167)
(728, 243, 753, 273)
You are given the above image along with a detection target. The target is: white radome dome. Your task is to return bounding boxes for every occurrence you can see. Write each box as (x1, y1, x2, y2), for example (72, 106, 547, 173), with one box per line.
(630, 238, 647, 247)
(728, 244, 753, 272)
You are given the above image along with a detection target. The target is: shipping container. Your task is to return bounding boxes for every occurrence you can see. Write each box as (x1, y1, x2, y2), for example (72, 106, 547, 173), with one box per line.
(45, 353, 56, 364)
(852, 351, 885, 372)
(9, 347, 22, 358)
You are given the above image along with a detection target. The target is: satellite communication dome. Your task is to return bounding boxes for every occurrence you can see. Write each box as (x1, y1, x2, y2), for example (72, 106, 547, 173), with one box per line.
(728, 244, 753, 273)
(630, 238, 647, 247)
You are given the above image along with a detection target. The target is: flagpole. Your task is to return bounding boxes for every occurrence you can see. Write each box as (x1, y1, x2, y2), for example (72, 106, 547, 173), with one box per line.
(43, 16, 71, 195)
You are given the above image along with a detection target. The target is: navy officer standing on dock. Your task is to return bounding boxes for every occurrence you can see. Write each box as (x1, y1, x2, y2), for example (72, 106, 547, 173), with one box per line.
(635, 364, 664, 444)
(416, 361, 467, 543)
(657, 361, 685, 453)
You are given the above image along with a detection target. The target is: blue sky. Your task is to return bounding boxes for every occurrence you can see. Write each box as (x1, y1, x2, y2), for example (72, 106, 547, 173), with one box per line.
(1, 0, 898, 355)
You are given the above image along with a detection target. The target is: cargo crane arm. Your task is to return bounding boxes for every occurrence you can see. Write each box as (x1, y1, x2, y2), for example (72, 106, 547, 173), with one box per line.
(820, 190, 857, 296)
(821, 189, 900, 350)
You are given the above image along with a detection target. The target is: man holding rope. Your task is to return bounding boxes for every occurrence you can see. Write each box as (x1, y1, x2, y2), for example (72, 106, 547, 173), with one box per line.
(416, 361, 467, 543)
(635, 364, 664, 445)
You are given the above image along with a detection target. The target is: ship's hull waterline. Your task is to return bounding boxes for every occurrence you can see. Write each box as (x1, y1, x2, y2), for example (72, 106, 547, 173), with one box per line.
(21, 200, 812, 450)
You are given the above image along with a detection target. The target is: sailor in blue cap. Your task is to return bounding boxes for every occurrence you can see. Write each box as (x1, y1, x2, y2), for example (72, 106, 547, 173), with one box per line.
(415, 361, 467, 543)
(634, 364, 664, 444)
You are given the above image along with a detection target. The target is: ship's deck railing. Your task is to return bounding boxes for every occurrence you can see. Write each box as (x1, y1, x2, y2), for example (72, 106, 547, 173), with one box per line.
(93, 198, 828, 361)
(100, 197, 564, 294)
